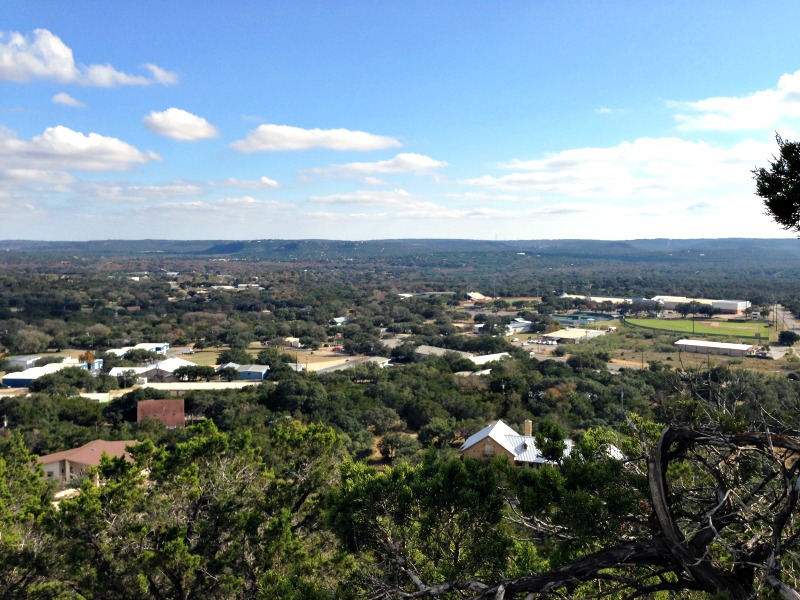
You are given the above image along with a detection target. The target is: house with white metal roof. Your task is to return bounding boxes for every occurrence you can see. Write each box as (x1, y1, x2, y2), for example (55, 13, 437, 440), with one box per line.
(460, 420, 571, 466)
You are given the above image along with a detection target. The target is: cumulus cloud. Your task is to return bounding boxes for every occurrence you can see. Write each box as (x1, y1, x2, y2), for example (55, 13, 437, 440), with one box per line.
(143, 108, 219, 141)
(463, 137, 766, 198)
(0, 125, 156, 172)
(231, 124, 401, 152)
(673, 69, 800, 131)
(209, 176, 280, 189)
(0, 29, 177, 86)
(52, 92, 85, 108)
(309, 153, 447, 178)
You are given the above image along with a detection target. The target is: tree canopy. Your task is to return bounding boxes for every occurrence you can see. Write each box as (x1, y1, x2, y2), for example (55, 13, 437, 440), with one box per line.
(754, 133, 800, 233)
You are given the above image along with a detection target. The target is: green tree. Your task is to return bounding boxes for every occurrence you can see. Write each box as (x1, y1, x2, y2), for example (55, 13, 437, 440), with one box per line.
(174, 365, 217, 381)
(779, 330, 800, 345)
(327, 452, 510, 595)
(217, 347, 253, 365)
(55, 421, 340, 599)
(377, 431, 421, 463)
(754, 133, 800, 232)
(216, 366, 240, 381)
(418, 416, 457, 448)
(0, 432, 58, 597)
(256, 347, 293, 368)
(121, 348, 162, 364)
(27, 367, 96, 394)
(335, 419, 800, 598)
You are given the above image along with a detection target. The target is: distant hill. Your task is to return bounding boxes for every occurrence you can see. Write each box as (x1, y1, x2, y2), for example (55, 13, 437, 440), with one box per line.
(1, 238, 798, 262)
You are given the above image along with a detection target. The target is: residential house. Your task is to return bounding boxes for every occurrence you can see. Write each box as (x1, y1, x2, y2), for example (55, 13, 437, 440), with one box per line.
(137, 399, 185, 429)
(38, 440, 135, 483)
(460, 420, 571, 466)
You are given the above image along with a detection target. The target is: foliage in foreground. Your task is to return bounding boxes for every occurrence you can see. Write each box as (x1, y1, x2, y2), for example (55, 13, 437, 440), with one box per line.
(329, 418, 800, 599)
(4, 363, 800, 598)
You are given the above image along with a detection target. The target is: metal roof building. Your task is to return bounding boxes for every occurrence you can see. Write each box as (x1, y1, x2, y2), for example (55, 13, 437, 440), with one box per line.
(542, 328, 606, 344)
(460, 420, 572, 466)
(674, 339, 753, 357)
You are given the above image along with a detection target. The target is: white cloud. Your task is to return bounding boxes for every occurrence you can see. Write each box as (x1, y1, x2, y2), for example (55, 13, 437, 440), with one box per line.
(154, 196, 291, 217)
(394, 205, 519, 219)
(209, 176, 280, 189)
(673, 69, 800, 131)
(0, 125, 156, 172)
(143, 64, 178, 85)
(231, 124, 401, 152)
(143, 108, 219, 141)
(0, 168, 75, 184)
(309, 189, 413, 206)
(595, 107, 631, 115)
(74, 181, 203, 203)
(0, 29, 177, 86)
(51, 92, 85, 108)
(309, 153, 446, 177)
(446, 192, 531, 202)
(463, 137, 767, 198)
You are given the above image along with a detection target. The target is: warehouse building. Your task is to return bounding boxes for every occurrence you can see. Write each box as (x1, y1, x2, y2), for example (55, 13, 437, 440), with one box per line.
(542, 329, 606, 344)
(674, 339, 753, 357)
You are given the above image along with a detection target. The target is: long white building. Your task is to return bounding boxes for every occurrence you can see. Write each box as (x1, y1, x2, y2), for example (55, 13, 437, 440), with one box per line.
(674, 339, 753, 357)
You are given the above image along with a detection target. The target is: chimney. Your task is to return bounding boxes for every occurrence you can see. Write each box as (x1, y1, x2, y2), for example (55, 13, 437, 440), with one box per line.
(524, 419, 532, 437)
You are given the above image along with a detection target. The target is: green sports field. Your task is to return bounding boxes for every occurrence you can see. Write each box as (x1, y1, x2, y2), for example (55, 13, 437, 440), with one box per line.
(625, 318, 772, 341)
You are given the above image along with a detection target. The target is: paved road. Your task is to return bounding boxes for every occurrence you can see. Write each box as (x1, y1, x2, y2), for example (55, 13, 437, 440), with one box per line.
(776, 304, 800, 333)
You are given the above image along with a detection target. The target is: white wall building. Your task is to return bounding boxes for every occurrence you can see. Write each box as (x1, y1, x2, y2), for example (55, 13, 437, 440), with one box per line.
(674, 339, 753, 357)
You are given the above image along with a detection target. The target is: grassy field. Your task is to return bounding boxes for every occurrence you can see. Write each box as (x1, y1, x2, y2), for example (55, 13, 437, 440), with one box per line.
(625, 318, 772, 341)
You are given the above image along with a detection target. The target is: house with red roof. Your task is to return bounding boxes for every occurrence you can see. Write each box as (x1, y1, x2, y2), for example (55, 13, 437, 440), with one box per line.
(38, 439, 136, 483)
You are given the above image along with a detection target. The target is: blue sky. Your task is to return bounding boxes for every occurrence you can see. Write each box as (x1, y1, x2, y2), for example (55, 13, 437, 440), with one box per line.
(2, 2, 800, 240)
